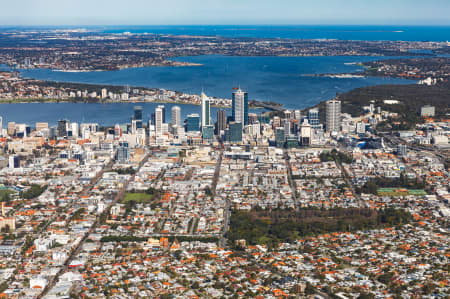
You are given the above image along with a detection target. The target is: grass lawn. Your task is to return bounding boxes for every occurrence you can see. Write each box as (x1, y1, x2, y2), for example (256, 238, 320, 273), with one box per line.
(377, 188, 427, 197)
(123, 192, 153, 204)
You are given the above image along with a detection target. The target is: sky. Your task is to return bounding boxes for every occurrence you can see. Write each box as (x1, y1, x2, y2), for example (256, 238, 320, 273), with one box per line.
(0, 0, 449, 26)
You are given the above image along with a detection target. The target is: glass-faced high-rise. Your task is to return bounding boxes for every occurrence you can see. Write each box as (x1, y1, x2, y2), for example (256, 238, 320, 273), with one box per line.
(186, 114, 200, 132)
(134, 106, 143, 129)
(134, 106, 143, 120)
(201, 92, 211, 127)
(232, 88, 248, 126)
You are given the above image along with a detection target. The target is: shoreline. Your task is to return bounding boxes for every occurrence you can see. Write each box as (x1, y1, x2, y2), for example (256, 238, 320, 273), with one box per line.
(0, 98, 271, 110)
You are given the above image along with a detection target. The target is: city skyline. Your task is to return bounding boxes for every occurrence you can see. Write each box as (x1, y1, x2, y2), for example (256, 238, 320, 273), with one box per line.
(0, 0, 449, 26)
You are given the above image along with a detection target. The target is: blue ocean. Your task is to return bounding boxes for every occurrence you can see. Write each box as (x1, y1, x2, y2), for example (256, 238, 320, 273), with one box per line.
(100, 25, 450, 42)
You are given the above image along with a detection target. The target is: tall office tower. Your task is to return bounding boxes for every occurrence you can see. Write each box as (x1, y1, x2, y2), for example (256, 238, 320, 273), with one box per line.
(116, 142, 130, 163)
(134, 106, 143, 121)
(7, 122, 15, 136)
(294, 110, 302, 121)
(70, 122, 79, 138)
(36, 122, 48, 132)
(186, 114, 200, 132)
(114, 124, 121, 137)
(151, 113, 156, 126)
(101, 88, 108, 99)
(201, 92, 211, 127)
(216, 109, 227, 135)
(155, 105, 165, 135)
(202, 125, 214, 142)
(275, 127, 285, 148)
(326, 99, 341, 133)
(161, 105, 166, 123)
(227, 122, 243, 143)
(9, 155, 20, 169)
(171, 106, 181, 127)
(284, 110, 292, 119)
(131, 120, 138, 134)
(307, 108, 320, 129)
(300, 119, 312, 146)
(232, 88, 248, 125)
(133, 106, 143, 129)
(284, 120, 291, 137)
(57, 119, 68, 137)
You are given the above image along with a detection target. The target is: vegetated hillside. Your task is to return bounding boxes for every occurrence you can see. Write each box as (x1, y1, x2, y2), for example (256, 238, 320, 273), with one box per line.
(315, 81, 450, 129)
(340, 81, 450, 117)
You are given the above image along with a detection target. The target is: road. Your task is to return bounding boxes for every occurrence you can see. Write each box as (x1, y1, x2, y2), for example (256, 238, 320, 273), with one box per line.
(209, 149, 229, 248)
(38, 154, 149, 298)
(211, 149, 223, 197)
(283, 149, 300, 210)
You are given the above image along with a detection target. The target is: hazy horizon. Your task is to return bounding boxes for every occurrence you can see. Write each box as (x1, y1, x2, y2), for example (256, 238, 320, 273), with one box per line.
(0, 0, 449, 26)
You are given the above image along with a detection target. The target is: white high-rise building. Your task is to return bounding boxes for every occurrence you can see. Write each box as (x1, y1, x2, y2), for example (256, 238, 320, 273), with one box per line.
(70, 122, 79, 138)
(356, 122, 366, 134)
(326, 99, 341, 134)
(101, 88, 108, 99)
(171, 106, 181, 127)
(201, 92, 211, 127)
(232, 88, 247, 125)
(155, 105, 164, 135)
(300, 119, 312, 146)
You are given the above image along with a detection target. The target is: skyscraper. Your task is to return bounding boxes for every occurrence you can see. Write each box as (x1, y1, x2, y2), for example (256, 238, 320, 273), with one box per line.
(232, 88, 248, 125)
(57, 119, 68, 137)
(307, 108, 320, 129)
(116, 142, 130, 163)
(202, 125, 214, 142)
(326, 99, 341, 133)
(101, 88, 108, 99)
(227, 122, 243, 143)
(201, 92, 211, 127)
(294, 110, 302, 121)
(161, 105, 166, 123)
(186, 114, 200, 132)
(216, 109, 227, 135)
(134, 106, 143, 129)
(155, 105, 165, 135)
(171, 106, 181, 127)
(300, 119, 312, 146)
(275, 127, 285, 148)
(134, 106, 143, 121)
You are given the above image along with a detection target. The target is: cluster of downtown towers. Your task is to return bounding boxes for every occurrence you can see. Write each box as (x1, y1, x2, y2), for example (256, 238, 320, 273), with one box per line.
(135, 88, 249, 143)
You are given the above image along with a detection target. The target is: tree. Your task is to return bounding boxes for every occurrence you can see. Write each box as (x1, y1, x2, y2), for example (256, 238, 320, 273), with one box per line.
(304, 282, 316, 295)
(358, 292, 375, 299)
